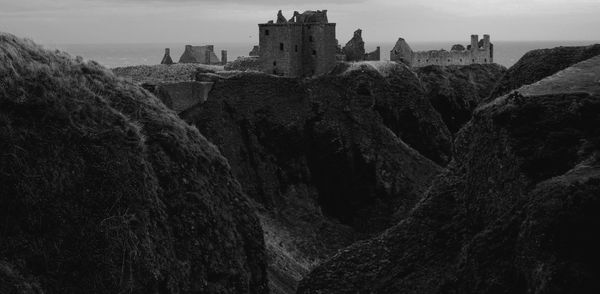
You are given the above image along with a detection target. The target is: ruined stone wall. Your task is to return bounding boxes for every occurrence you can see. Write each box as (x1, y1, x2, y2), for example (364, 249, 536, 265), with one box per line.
(364, 47, 380, 61)
(391, 35, 493, 67)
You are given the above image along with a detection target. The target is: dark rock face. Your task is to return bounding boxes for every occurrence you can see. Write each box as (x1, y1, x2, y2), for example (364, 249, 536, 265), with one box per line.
(0, 33, 267, 294)
(489, 44, 600, 99)
(181, 62, 446, 293)
(298, 56, 600, 294)
(416, 64, 507, 133)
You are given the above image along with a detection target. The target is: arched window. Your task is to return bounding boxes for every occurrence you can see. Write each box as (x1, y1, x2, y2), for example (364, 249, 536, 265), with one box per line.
(280, 43, 284, 51)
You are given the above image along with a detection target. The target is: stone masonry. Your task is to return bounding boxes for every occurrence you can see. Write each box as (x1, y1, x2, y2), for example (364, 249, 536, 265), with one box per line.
(258, 10, 337, 77)
(391, 34, 493, 67)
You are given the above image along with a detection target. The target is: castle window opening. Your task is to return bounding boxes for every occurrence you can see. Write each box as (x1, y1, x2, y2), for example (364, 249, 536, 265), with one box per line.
(312, 50, 317, 56)
(265, 30, 270, 36)
(484, 58, 487, 62)
(295, 45, 298, 52)
(309, 36, 314, 42)
(273, 61, 277, 66)
(460, 59, 463, 62)
(280, 43, 284, 51)
(448, 59, 450, 62)
(472, 59, 475, 62)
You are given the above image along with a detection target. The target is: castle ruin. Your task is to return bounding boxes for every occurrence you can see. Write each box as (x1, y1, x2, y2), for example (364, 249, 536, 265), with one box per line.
(391, 34, 493, 67)
(342, 29, 380, 62)
(259, 10, 337, 77)
(179, 45, 228, 65)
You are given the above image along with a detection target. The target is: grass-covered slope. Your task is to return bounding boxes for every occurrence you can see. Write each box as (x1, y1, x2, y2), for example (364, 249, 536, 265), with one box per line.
(298, 54, 600, 294)
(489, 44, 600, 99)
(0, 33, 267, 294)
(416, 63, 507, 133)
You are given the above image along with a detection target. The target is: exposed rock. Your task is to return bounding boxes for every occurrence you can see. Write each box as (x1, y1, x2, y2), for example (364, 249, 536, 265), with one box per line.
(451, 44, 465, 51)
(489, 44, 600, 99)
(224, 56, 261, 72)
(298, 55, 600, 294)
(416, 63, 507, 133)
(152, 81, 213, 113)
(0, 32, 268, 294)
(342, 29, 366, 62)
(180, 62, 446, 293)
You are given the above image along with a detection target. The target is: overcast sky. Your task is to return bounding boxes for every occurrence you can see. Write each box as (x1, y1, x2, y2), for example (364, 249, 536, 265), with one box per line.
(1, 0, 599, 44)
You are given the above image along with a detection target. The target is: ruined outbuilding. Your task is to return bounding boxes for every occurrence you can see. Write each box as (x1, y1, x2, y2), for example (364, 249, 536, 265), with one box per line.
(161, 48, 174, 65)
(179, 45, 227, 65)
(391, 35, 493, 67)
(259, 10, 337, 77)
(342, 29, 380, 62)
(249, 45, 260, 57)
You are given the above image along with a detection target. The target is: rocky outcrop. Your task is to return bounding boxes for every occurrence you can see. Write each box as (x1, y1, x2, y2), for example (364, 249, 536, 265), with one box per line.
(489, 44, 600, 99)
(416, 63, 507, 133)
(0, 33, 267, 294)
(182, 62, 447, 293)
(298, 55, 600, 294)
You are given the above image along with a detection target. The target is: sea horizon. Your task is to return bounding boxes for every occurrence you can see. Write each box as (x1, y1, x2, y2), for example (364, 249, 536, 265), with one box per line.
(43, 40, 600, 69)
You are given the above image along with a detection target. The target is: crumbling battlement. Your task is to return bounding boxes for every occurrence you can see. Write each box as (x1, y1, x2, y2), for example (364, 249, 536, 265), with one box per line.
(391, 35, 493, 67)
(258, 10, 337, 77)
(342, 29, 381, 62)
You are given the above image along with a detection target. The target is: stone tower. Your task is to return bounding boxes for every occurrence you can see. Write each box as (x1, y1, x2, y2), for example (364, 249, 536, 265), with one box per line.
(258, 10, 337, 77)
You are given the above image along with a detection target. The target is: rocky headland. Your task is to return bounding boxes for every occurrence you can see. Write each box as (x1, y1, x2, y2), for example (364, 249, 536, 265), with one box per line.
(2, 29, 600, 294)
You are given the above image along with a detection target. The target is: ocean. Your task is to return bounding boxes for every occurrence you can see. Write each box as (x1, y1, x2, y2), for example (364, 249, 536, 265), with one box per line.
(45, 40, 599, 69)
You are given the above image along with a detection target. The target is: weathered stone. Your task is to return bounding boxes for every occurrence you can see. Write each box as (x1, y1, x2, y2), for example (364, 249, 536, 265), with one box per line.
(342, 29, 366, 61)
(451, 44, 466, 51)
(392, 35, 493, 67)
(160, 48, 173, 65)
(249, 45, 260, 57)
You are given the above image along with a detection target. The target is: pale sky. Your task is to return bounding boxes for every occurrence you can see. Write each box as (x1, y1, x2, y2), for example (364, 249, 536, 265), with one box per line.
(1, 0, 599, 44)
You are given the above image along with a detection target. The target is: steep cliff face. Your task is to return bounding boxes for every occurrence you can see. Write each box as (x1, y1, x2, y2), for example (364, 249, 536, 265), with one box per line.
(489, 44, 600, 99)
(298, 55, 600, 294)
(181, 62, 446, 293)
(416, 64, 507, 133)
(0, 33, 267, 294)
